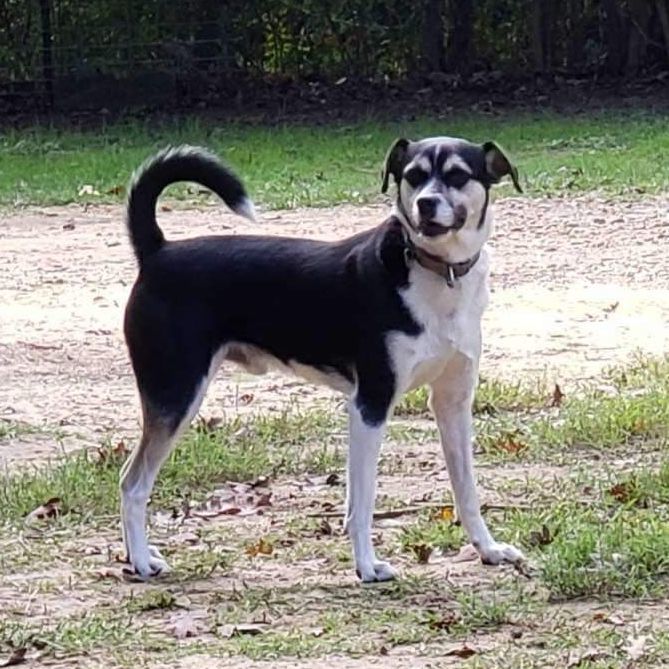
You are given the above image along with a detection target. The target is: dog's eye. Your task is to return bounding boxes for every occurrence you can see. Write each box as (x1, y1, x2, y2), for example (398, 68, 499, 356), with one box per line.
(444, 169, 470, 189)
(404, 168, 429, 188)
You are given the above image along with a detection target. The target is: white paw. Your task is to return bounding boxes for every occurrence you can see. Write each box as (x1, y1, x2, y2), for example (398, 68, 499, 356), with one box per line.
(478, 541, 525, 566)
(125, 545, 170, 580)
(356, 559, 398, 583)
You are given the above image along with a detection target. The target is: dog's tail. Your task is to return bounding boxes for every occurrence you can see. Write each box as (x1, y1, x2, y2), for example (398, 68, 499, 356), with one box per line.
(126, 145, 256, 265)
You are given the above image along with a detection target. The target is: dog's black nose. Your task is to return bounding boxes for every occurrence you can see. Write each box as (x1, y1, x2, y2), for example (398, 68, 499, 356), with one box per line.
(416, 197, 437, 219)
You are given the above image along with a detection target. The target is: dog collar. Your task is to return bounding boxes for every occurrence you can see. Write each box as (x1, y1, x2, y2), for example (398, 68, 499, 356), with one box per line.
(404, 242, 481, 288)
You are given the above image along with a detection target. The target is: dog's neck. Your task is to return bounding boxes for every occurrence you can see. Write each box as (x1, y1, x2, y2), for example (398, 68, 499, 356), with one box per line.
(391, 204, 482, 287)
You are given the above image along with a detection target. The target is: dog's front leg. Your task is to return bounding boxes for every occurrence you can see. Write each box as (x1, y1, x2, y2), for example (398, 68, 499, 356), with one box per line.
(344, 402, 397, 582)
(429, 353, 525, 566)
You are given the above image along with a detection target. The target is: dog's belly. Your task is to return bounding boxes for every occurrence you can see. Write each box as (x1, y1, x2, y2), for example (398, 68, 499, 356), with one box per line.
(224, 343, 354, 394)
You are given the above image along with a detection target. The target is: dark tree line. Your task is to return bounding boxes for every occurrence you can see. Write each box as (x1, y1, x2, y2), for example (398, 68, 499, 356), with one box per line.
(1, 0, 668, 109)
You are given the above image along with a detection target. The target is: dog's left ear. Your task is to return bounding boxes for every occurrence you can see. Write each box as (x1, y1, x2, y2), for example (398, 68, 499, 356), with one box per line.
(381, 138, 410, 194)
(482, 141, 522, 193)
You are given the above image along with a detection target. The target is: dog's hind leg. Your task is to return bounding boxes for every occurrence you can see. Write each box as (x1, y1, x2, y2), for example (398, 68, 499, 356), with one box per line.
(345, 362, 397, 582)
(120, 376, 211, 579)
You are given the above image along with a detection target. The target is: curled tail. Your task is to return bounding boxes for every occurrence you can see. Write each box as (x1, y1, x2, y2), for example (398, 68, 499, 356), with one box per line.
(126, 145, 256, 265)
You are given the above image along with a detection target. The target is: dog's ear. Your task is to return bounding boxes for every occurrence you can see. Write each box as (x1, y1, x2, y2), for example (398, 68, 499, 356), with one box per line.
(381, 138, 410, 194)
(482, 141, 522, 193)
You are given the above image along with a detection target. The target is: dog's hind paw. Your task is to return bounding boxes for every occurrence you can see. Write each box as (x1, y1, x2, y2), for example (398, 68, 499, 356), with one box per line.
(356, 559, 398, 583)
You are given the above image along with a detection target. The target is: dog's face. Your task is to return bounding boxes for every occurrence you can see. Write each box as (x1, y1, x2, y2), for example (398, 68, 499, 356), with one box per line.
(382, 137, 521, 261)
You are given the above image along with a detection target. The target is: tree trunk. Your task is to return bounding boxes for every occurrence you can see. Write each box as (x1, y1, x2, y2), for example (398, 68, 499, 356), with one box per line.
(447, 0, 475, 75)
(626, 0, 653, 76)
(601, 0, 626, 75)
(38, 0, 53, 108)
(655, 0, 669, 65)
(531, 0, 553, 72)
(566, 0, 586, 72)
(421, 0, 445, 72)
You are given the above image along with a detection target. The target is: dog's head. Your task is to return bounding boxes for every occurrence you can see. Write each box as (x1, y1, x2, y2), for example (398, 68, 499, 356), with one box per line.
(382, 136, 521, 261)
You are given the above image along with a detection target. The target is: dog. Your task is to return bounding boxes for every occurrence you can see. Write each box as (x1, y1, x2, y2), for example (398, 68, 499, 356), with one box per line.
(120, 137, 525, 582)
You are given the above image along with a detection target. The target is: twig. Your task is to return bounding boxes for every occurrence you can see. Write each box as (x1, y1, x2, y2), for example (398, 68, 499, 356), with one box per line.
(307, 501, 532, 520)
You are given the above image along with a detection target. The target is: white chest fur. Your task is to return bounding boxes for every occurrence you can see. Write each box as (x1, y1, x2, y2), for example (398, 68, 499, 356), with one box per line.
(388, 247, 490, 392)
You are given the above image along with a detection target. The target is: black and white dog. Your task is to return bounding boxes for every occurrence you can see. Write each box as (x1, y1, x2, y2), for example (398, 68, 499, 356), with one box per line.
(120, 137, 525, 582)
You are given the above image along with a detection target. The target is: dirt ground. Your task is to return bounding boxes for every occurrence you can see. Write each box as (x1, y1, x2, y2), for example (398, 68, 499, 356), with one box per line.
(1, 194, 668, 465)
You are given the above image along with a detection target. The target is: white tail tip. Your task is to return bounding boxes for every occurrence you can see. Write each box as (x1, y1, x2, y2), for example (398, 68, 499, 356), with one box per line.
(234, 197, 257, 223)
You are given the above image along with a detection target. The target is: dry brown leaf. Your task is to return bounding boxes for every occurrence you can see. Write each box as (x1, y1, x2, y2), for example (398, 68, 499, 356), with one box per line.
(317, 519, 333, 536)
(106, 184, 125, 196)
(94, 567, 126, 582)
(445, 643, 477, 658)
(428, 610, 459, 630)
(255, 492, 272, 508)
(169, 613, 207, 640)
(97, 440, 130, 465)
(528, 524, 553, 547)
(411, 543, 433, 564)
(493, 432, 528, 455)
(624, 635, 648, 661)
(551, 383, 565, 407)
(238, 393, 255, 405)
(245, 538, 274, 557)
(608, 481, 636, 504)
(26, 497, 62, 522)
(451, 543, 480, 563)
(567, 648, 610, 667)
(604, 301, 620, 314)
(0, 648, 27, 667)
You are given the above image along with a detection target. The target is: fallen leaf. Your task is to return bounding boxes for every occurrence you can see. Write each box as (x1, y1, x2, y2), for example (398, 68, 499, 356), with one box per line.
(160, 204, 173, 212)
(78, 184, 100, 196)
(528, 524, 553, 547)
(238, 393, 254, 405)
(551, 383, 565, 407)
(317, 519, 333, 536)
(219, 623, 269, 638)
(604, 301, 619, 314)
(0, 648, 27, 667)
(245, 538, 274, 557)
(94, 567, 126, 582)
(106, 184, 125, 196)
(97, 440, 130, 465)
(492, 432, 528, 455)
(427, 610, 459, 630)
(26, 497, 62, 522)
(608, 480, 640, 505)
(432, 505, 455, 522)
(624, 635, 648, 661)
(451, 543, 480, 563)
(411, 543, 433, 564)
(249, 475, 270, 488)
(326, 473, 340, 486)
(567, 648, 610, 667)
(255, 492, 272, 508)
(445, 643, 477, 658)
(62, 222, 75, 231)
(169, 613, 206, 639)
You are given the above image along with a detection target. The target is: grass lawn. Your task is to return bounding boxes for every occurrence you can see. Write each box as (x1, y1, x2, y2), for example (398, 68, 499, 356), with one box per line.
(2, 356, 669, 666)
(1, 110, 668, 209)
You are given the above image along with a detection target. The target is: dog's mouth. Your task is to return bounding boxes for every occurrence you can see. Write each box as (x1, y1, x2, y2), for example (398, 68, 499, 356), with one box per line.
(417, 218, 465, 237)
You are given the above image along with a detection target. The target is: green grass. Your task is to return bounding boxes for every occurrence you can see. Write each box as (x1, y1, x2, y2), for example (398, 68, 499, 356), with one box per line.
(0, 409, 343, 524)
(5, 359, 669, 665)
(1, 110, 668, 208)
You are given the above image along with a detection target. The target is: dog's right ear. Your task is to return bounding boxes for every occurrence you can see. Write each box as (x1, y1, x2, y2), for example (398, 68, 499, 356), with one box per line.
(381, 138, 410, 194)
